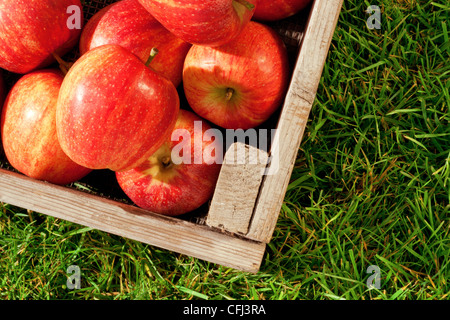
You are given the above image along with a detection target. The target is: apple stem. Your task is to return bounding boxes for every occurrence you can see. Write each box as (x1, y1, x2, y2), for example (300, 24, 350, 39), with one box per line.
(161, 156, 173, 169)
(233, 0, 255, 10)
(145, 48, 159, 67)
(52, 52, 73, 75)
(225, 88, 235, 101)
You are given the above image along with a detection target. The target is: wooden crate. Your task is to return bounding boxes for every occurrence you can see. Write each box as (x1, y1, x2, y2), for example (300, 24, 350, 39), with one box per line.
(0, 0, 343, 273)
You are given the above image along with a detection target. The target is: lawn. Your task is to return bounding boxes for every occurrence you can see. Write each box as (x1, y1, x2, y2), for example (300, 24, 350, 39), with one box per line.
(0, 0, 449, 300)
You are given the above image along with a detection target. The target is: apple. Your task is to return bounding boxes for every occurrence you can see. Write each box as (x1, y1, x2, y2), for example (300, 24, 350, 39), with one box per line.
(0, 70, 5, 106)
(1, 69, 92, 185)
(0, 0, 83, 74)
(116, 109, 222, 216)
(56, 44, 180, 172)
(183, 21, 290, 130)
(80, 0, 191, 88)
(137, 0, 258, 47)
(252, 0, 312, 21)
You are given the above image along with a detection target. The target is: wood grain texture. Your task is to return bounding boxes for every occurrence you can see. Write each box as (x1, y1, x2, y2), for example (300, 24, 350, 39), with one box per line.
(0, 169, 266, 273)
(246, 0, 344, 243)
(206, 142, 269, 234)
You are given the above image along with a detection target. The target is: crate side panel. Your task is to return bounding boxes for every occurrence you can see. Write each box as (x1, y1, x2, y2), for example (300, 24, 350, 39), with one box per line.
(0, 169, 265, 273)
(246, 0, 344, 243)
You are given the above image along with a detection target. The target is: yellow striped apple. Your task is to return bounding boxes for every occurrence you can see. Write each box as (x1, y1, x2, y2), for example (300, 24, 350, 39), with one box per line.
(1, 70, 92, 185)
(137, 0, 258, 47)
(183, 21, 290, 130)
(0, 0, 83, 74)
(253, 0, 312, 21)
(116, 109, 222, 216)
(80, 0, 191, 88)
(56, 44, 180, 172)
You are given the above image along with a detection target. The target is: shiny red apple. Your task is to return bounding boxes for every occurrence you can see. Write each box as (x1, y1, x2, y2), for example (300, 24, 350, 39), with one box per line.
(0, 0, 83, 74)
(56, 44, 180, 172)
(253, 0, 311, 21)
(137, 0, 258, 47)
(80, 0, 191, 87)
(0, 70, 5, 106)
(1, 69, 92, 185)
(183, 21, 290, 130)
(116, 109, 222, 216)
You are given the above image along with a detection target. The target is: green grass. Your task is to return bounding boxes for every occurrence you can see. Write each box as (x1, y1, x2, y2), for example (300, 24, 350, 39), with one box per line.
(1, 0, 449, 300)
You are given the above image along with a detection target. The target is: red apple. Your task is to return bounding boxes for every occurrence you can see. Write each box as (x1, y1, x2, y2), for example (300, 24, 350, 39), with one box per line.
(0, 70, 5, 106)
(253, 0, 312, 21)
(116, 109, 222, 216)
(0, 0, 83, 74)
(56, 44, 180, 172)
(137, 0, 258, 47)
(80, 0, 191, 88)
(183, 21, 290, 130)
(1, 69, 92, 185)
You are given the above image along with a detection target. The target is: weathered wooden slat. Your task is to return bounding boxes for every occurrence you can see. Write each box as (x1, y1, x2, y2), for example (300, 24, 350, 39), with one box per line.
(206, 142, 269, 235)
(246, 0, 344, 243)
(0, 169, 266, 273)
